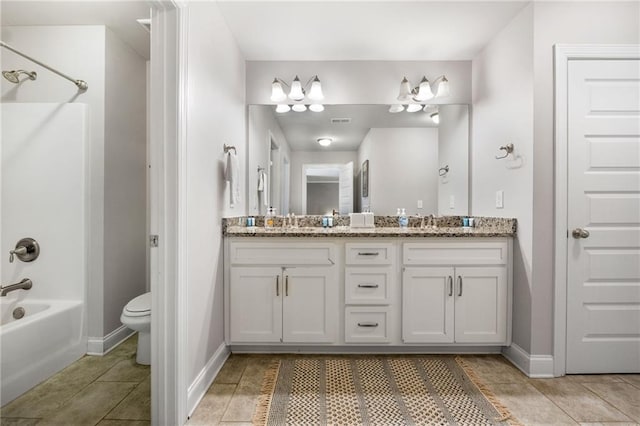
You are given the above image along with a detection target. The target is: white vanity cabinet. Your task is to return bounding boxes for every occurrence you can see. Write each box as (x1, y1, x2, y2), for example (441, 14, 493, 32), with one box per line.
(227, 241, 338, 344)
(402, 240, 511, 345)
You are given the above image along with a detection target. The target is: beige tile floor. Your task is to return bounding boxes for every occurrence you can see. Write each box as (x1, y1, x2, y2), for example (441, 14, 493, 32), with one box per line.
(189, 354, 640, 426)
(0, 334, 150, 426)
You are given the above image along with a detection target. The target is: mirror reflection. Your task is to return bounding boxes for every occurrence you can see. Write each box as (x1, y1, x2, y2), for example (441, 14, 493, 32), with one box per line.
(248, 104, 469, 216)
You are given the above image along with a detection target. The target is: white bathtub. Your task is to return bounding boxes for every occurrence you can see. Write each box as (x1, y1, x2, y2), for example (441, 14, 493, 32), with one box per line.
(0, 298, 86, 405)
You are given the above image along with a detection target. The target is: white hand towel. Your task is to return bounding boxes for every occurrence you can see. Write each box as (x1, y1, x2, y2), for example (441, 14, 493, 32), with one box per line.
(224, 152, 240, 207)
(260, 171, 269, 207)
(257, 171, 265, 191)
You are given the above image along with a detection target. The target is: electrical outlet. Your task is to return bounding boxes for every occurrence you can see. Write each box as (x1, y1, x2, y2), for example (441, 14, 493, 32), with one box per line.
(449, 195, 455, 209)
(417, 200, 423, 209)
(496, 190, 504, 209)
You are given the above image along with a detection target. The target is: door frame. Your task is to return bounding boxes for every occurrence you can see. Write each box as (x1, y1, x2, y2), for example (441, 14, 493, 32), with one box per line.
(301, 163, 342, 215)
(553, 44, 640, 377)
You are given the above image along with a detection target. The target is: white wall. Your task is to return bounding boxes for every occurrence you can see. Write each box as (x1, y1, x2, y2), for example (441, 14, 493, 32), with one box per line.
(183, 1, 245, 405)
(103, 29, 148, 335)
(1, 104, 87, 301)
(471, 5, 534, 353)
(246, 61, 471, 105)
(529, 1, 640, 356)
(437, 104, 469, 216)
(358, 128, 439, 215)
(307, 182, 339, 215)
(290, 150, 357, 214)
(247, 105, 290, 215)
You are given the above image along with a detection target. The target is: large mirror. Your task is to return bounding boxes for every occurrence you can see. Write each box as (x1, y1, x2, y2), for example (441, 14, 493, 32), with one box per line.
(247, 104, 469, 216)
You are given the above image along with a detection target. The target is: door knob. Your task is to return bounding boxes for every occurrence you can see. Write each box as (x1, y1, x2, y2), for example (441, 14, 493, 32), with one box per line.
(572, 228, 590, 239)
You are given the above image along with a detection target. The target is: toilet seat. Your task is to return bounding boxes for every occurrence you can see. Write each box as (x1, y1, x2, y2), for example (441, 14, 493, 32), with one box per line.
(123, 292, 151, 317)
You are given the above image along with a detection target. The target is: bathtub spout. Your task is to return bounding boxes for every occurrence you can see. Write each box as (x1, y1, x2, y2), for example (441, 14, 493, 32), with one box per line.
(0, 278, 32, 296)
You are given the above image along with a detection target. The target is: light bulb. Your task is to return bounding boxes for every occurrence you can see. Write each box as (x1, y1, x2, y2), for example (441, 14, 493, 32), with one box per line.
(388, 104, 405, 113)
(292, 104, 307, 112)
(406, 104, 423, 113)
(270, 79, 287, 102)
(413, 76, 434, 101)
(397, 77, 412, 102)
(307, 76, 324, 101)
(436, 77, 450, 98)
(309, 104, 324, 112)
(289, 75, 305, 101)
(275, 104, 291, 113)
(430, 112, 440, 124)
(317, 138, 332, 147)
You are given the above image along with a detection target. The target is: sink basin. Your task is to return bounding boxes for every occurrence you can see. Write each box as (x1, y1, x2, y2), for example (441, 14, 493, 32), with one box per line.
(350, 212, 375, 228)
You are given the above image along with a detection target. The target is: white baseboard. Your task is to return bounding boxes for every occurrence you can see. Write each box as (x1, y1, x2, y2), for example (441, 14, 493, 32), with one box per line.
(187, 342, 230, 418)
(502, 343, 554, 378)
(87, 325, 135, 356)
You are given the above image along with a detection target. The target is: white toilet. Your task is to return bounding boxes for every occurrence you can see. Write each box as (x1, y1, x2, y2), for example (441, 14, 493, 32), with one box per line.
(120, 292, 151, 365)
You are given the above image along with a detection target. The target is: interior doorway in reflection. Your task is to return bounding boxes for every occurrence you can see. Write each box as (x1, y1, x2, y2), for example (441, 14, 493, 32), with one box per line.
(302, 162, 353, 215)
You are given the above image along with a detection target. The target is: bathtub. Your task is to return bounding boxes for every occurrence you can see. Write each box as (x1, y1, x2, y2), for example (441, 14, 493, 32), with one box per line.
(0, 298, 85, 405)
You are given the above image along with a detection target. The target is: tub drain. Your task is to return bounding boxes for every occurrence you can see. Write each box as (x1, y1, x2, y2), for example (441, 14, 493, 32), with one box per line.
(13, 307, 25, 320)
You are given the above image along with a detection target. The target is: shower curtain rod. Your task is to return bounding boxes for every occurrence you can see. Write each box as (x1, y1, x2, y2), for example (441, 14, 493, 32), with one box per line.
(0, 41, 88, 91)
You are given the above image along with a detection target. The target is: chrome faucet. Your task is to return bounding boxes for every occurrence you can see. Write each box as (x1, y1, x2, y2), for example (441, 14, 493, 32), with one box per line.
(0, 278, 33, 296)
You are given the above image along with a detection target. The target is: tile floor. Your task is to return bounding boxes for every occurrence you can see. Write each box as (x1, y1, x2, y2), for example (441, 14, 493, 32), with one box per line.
(0, 334, 150, 426)
(188, 354, 640, 426)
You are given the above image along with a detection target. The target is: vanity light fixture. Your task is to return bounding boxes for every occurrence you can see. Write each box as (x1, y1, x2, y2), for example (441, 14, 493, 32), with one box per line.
(292, 104, 307, 112)
(317, 138, 332, 147)
(430, 112, 440, 124)
(275, 104, 291, 113)
(388, 104, 405, 113)
(271, 75, 324, 113)
(396, 75, 450, 103)
(309, 104, 325, 112)
(406, 104, 423, 113)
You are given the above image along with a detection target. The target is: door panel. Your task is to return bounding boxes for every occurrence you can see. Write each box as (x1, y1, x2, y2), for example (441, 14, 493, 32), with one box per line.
(567, 59, 640, 373)
(339, 161, 354, 214)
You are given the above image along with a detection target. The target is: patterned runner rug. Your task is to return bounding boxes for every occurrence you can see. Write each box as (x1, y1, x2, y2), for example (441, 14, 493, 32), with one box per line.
(253, 356, 520, 426)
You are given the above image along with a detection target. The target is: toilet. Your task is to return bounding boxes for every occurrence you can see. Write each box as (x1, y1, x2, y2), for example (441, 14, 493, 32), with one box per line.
(120, 292, 151, 365)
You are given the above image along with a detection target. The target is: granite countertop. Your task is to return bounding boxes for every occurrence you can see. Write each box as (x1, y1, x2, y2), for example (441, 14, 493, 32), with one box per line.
(223, 216, 516, 238)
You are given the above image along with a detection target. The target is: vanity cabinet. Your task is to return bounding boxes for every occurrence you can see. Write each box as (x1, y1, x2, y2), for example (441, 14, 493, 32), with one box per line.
(228, 242, 337, 344)
(402, 240, 510, 345)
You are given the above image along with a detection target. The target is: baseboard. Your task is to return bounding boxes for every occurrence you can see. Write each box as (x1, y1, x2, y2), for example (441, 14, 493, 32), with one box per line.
(187, 342, 230, 418)
(502, 343, 554, 378)
(87, 325, 135, 356)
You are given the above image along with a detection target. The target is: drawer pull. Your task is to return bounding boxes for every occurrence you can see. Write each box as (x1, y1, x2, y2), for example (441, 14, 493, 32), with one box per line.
(448, 276, 453, 297)
(357, 322, 379, 327)
(285, 275, 289, 296)
(276, 275, 279, 296)
(457, 276, 463, 297)
(357, 284, 379, 288)
(357, 252, 379, 256)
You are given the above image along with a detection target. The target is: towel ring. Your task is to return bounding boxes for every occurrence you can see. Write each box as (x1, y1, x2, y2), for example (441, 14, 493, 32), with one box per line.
(224, 144, 236, 154)
(495, 143, 514, 159)
(439, 165, 449, 176)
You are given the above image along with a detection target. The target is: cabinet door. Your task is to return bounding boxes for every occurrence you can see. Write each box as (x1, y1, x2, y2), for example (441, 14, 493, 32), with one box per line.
(454, 266, 507, 343)
(282, 267, 337, 343)
(402, 267, 455, 343)
(229, 267, 282, 343)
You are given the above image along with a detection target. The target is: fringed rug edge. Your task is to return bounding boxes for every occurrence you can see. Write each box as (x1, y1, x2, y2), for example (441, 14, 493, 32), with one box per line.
(252, 360, 281, 426)
(455, 356, 524, 426)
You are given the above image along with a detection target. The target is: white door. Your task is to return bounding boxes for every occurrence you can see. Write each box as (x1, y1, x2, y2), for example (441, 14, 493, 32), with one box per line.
(339, 161, 354, 214)
(454, 267, 507, 344)
(566, 59, 640, 373)
(402, 267, 455, 343)
(282, 267, 337, 343)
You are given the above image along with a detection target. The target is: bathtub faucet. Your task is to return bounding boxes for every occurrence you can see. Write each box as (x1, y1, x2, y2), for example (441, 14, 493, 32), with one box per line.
(0, 278, 33, 296)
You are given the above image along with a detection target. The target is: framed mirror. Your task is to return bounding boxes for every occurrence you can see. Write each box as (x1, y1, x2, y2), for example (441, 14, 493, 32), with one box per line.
(247, 104, 469, 216)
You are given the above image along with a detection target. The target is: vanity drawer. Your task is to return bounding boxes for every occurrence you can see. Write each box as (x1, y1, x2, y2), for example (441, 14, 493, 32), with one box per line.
(345, 307, 390, 343)
(345, 243, 394, 265)
(403, 241, 509, 266)
(229, 242, 335, 265)
(345, 267, 391, 305)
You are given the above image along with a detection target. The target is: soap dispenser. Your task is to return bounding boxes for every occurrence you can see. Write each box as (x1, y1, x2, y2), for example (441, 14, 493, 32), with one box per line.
(399, 208, 409, 228)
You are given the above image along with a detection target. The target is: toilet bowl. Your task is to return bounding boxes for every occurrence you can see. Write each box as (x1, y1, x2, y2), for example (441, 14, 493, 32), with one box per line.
(120, 292, 151, 365)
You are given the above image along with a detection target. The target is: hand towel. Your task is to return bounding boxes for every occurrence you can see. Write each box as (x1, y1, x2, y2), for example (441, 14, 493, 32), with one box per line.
(259, 171, 269, 207)
(225, 152, 240, 207)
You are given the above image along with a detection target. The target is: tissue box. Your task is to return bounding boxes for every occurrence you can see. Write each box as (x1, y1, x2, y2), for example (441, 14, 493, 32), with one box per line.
(350, 212, 375, 228)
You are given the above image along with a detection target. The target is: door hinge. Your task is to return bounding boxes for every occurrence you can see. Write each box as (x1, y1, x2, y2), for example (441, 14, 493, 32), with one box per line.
(149, 235, 159, 247)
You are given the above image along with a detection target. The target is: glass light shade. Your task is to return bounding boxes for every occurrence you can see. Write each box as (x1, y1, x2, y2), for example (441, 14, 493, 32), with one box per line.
(422, 104, 433, 112)
(406, 103, 423, 113)
(413, 76, 434, 101)
(317, 138, 332, 147)
(436, 77, 450, 98)
(430, 112, 440, 124)
(289, 76, 305, 101)
(309, 104, 324, 112)
(270, 79, 287, 102)
(292, 104, 307, 112)
(388, 104, 405, 113)
(397, 77, 412, 102)
(307, 76, 324, 101)
(275, 104, 291, 113)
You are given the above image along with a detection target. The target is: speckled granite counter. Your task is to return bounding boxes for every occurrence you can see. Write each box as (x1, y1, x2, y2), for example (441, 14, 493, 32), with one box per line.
(223, 216, 516, 238)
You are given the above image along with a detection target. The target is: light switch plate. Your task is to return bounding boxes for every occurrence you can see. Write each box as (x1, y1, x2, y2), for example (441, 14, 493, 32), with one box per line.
(496, 190, 504, 208)
(417, 200, 423, 209)
(449, 195, 455, 209)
